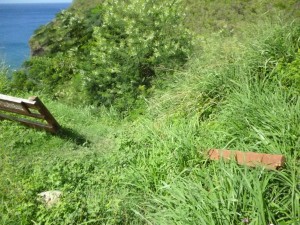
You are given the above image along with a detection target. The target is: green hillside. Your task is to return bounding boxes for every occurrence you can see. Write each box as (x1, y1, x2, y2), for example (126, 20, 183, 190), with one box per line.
(0, 0, 299, 224)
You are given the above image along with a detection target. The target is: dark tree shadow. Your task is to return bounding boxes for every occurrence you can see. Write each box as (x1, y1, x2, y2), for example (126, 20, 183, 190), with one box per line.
(56, 127, 91, 146)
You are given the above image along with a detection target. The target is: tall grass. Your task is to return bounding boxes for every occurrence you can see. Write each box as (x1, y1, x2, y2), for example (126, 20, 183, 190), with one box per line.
(139, 163, 299, 225)
(133, 20, 300, 225)
(0, 61, 9, 93)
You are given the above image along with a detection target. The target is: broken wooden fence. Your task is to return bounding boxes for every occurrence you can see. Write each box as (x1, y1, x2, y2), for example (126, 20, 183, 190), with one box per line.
(0, 94, 60, 133)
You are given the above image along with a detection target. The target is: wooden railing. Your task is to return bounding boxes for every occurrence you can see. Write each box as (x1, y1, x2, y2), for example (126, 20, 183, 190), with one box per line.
(0, 94, 60, 133)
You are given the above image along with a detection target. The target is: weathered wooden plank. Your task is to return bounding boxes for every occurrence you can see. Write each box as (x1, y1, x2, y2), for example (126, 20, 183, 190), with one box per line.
(0, 106, 44, 119)
(0, 113, 55, 133)
(0, 94, 36, 105)
(0, 100, 25, 111)
(0, 95, 41, 112)
(0, 94, 60, 133)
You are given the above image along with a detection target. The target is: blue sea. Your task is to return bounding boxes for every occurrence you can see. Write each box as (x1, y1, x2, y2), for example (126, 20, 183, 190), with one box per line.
(0, 3, 70, 70)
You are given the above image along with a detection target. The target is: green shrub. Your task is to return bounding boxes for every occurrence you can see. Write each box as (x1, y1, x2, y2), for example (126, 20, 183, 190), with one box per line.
(10, 53, 77, 95)
(83, 0, 192, 110)
(277, 49, 300, 93)
(15, 0, 192, 112)
(30, 10, 91, 56)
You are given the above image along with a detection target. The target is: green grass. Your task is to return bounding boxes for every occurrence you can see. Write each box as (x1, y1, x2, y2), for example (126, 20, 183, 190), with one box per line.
(1, 2, 300, 225)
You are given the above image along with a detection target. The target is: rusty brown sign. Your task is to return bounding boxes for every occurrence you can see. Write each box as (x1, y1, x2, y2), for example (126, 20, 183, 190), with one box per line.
(0, 94, 60, 133)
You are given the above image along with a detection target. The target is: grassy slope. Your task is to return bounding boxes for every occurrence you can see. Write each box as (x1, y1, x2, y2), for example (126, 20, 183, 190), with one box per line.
(1, 1, 300, 225)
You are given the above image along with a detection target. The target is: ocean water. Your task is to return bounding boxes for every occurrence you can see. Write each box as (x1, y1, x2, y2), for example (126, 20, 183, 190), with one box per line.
(0, 3, 70, 70)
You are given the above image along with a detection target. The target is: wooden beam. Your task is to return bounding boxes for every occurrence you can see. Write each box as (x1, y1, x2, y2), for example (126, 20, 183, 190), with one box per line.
(0, 106, 44, 119)
(30, 96, 60, 132)
(0, 113, 56, 133)
(0, 94, 36, 105)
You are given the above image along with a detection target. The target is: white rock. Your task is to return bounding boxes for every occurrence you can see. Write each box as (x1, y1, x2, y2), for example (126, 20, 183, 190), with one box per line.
(38, 190, 62, 208)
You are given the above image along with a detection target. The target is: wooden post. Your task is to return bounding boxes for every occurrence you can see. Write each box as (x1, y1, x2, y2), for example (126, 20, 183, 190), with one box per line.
(29, 96, 60, 133)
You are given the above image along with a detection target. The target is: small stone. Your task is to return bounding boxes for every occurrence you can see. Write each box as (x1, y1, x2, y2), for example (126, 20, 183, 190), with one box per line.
(242, 218, 250, 224)
(38, 190, 62, 208)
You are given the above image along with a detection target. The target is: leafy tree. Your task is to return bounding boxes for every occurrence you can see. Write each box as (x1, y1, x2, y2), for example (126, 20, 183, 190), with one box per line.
(15, 0, 193, 111)
(84, 0, 193, 109)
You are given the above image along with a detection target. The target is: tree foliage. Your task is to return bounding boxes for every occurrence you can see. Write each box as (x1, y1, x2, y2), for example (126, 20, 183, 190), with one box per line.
(15, 0, 192, 111)
(85, 0, 192, 109)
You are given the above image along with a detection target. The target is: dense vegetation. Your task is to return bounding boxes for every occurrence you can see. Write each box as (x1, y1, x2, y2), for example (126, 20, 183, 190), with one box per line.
(0, 0, 299, 224)
(11, 0, 192, 112)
